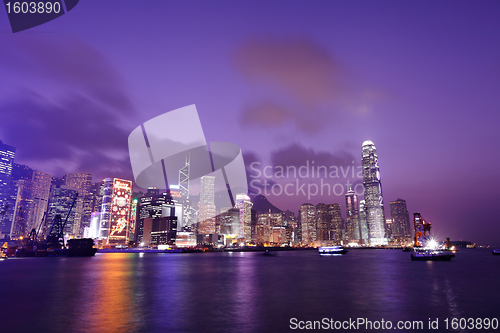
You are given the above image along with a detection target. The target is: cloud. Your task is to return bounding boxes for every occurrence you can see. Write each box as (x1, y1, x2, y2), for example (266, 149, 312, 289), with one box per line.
(241, 102, 292, 127)
(271, 142, 356, 170)
(0, 35, 136, 180)
(234, 38, 343, 104)
(246, 143, 362, 210)
(1, 35, 133, 114)
(0, 92, 133, 180)
(235, 38, 385, 133)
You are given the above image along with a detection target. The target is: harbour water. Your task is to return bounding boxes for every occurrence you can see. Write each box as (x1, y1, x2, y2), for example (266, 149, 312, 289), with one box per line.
(1, 248, 498, 332)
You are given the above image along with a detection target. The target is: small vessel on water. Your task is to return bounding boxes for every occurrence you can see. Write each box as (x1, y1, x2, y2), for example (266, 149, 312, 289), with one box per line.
(492, 249, 500, 255)
(318, 245, 348, 255)
(411, 248, 455, 261)
(263, 249, 276, 256)
(410, 213, 454, 261)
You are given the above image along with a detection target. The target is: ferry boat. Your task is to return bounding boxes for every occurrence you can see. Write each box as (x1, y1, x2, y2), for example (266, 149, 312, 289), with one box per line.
(318, 245, 348, 255)
(410, 248, 455, 261)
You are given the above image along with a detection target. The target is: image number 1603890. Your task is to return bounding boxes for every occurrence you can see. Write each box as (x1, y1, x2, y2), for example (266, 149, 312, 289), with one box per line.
(5, 1, 61, 14)
(3, 0, 79, 33)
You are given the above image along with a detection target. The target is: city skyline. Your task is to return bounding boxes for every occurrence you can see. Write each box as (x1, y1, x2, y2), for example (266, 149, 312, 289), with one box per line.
(1, 1, 499, 245)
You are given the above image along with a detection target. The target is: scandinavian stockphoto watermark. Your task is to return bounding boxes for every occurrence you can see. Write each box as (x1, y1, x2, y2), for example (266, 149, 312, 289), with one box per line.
(248, 160, 364, 200)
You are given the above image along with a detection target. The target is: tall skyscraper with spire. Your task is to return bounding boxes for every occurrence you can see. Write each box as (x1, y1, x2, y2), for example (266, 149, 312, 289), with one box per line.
(361, 140, 387, 245)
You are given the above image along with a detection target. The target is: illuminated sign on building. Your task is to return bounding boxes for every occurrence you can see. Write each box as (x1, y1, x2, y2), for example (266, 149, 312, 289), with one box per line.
(108, 178, 133, 244)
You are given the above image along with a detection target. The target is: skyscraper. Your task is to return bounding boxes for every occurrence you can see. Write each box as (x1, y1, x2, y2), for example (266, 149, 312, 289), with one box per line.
(329, 203, 343, 244)
(236, 193, 252, 241)
(345, 187, 360, 244)
(0, 140, 16, 236)
(10, 179, 33, 239)
(390, 198, 412, 245)
(64, 173, 92, 237)
(361, 140, 387, 245)
(44, 185, 78, 238)
(100, 178, 133, 245)
(198, 176, 216, 235)
(30, 171, 53, 233)
(358, 199, 369, 242)
(300, 203, 316, 245)
(315, 203, 330, 242)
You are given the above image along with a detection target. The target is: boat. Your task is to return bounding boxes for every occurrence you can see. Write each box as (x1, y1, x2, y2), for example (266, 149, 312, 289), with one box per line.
(318, 245, 348, 255)
(0, 251, 7, 260)
(262, 249, 276, 256)
(410, 248, 455, 261)
(492, 249, 500, 255)
(65, 238, 97, 257)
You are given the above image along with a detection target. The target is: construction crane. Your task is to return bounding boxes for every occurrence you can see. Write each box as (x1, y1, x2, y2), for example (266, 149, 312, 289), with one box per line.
(45, 193, 78, 249)
(413, 212, 432, 247)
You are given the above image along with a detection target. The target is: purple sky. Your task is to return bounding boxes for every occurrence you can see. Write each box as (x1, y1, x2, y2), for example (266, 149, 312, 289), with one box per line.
(1, 1, 499, 245)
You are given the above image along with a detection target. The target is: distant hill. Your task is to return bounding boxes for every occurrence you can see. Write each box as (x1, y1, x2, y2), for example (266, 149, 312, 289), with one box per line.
(249, 194, 282, 214)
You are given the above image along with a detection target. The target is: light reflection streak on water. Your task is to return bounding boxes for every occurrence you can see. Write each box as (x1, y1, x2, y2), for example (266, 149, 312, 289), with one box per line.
(76, 253, 139, 333)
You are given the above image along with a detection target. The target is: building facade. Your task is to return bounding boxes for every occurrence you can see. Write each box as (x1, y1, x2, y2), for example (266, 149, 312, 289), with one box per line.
(390, 198, 412, 245)
(345, 188, 360, 244)
(100, 178, 133, 245)
(300, 203, 316, 245)
(0, 141, 16, 237)
(198, 176, 216, 235)
(361, 140, 387, 245)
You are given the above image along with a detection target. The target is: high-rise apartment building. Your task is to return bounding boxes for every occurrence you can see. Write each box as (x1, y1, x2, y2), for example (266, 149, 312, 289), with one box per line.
(361, 140, 387, 245)
(390, 198, 412, 245)
(300, 203, 316, 245)
(345, 188, 360, 244)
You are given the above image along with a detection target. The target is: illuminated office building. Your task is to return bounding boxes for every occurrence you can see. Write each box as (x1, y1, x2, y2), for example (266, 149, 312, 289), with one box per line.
(136, 187, 179, 244)
(219, 207, 240, 237)
(10, 179, 33, 239)
(0, 140, 16, 236)
(44, 185, 78, 238)
(358, 200, 369, 242)
(345, 187, 360, 243)
(361, 140, 387, 245)
(64, 173, 92, 237)
(328, 203, 342, 243)
(30, 171, 52, 233)
(315, 203, 330, 241)
(100, 178, 133, 245)
(255, 212, 273, 245)
(236, 193, 252, 242)
(390, 198, 412, 245)
(300, 203, 316, 245)
(198, 176, 216, 235)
